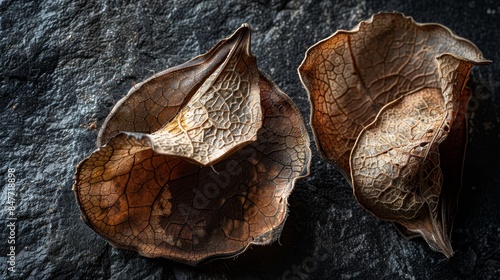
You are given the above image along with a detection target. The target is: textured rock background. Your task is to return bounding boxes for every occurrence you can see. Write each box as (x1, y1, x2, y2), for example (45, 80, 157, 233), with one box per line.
(1, 0, 499, 279)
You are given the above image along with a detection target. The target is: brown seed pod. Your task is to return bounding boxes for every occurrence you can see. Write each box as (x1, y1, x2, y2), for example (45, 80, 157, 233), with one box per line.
(298, 12, 490, 257)
(73, 24, 311, 265)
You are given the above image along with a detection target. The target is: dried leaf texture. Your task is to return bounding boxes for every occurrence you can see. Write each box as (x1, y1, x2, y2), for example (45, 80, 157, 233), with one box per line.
(391, 87, 471, 242)
(97, 26, 261, 166)
(146, 29, 262, 165)
(298, 12, 488, 178)
(74, 25, 310, 265)
(299, 12, 490, 257)
(351, 88, 452, 255)
(96, 33, 242, 145)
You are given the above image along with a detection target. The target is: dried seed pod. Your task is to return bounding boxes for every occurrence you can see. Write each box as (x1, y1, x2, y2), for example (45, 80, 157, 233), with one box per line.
(73, 25, 311, 265)
(298, 12, 490, 257)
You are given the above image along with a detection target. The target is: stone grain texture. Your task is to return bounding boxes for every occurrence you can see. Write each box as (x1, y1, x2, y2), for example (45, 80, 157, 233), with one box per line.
(1, 0, 499, 279)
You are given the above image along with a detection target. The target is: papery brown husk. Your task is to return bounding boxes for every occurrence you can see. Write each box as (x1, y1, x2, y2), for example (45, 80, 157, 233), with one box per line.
(299, 12, 490, 257)
(74, 25, 311, 265)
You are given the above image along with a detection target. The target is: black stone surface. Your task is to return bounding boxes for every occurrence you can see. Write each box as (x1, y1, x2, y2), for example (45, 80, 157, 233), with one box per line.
(1, 0, 499, 279)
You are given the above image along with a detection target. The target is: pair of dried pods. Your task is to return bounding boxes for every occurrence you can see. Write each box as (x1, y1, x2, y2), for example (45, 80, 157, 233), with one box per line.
(74, 13, 490, 264)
